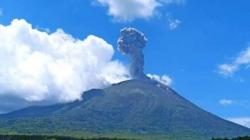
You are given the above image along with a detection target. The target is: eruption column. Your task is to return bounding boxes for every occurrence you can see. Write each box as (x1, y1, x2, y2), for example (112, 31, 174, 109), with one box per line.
(117, 28, 147, 79)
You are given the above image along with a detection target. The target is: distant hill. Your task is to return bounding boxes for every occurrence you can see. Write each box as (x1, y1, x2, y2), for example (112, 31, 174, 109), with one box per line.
(0, 79, 249, 140)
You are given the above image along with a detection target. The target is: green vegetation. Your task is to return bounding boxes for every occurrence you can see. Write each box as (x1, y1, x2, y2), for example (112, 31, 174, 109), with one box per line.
(212, 136, 250, 140)
(0, 80, 250, 140)
(0, 134, 133, 140)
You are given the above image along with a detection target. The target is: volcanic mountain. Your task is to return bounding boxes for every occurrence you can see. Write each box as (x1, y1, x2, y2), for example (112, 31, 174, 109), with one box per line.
(0, 79, 249, 140)
(0, 28, 249, 139)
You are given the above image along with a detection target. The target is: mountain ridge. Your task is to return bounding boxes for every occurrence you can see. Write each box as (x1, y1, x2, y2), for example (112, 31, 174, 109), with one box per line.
(0, 79, 249, 140)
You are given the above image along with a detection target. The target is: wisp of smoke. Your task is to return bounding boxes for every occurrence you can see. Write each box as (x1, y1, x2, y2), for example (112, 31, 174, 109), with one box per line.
(117, 28, 147, 79)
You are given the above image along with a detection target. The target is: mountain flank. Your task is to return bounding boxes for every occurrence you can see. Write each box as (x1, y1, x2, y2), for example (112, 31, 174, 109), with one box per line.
(0, 79, 249, 140)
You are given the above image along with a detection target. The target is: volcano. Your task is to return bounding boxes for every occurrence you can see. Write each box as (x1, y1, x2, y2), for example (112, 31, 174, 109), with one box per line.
(0, 28, 249, 140)
(0, 79, 249, 140)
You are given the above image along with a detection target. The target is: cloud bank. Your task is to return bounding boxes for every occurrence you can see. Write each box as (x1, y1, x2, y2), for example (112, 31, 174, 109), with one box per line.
(95, 0, 184, 21)
(218, 47, 250, 76)
(0, 19, 129, 103)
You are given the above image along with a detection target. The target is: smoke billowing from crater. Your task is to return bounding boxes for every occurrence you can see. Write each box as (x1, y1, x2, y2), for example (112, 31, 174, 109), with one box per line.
(117, 28, 147, 79)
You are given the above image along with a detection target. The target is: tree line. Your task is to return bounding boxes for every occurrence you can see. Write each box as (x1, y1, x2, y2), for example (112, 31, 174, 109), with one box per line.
(212, 136, 250, 140)
(0, 134, 133, 140)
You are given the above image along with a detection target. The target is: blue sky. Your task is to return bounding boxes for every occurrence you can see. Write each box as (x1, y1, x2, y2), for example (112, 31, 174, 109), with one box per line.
(0, 0, 250, 127)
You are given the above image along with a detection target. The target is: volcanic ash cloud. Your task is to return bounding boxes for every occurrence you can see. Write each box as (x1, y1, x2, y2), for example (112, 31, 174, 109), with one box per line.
(117, 28, 147, 79)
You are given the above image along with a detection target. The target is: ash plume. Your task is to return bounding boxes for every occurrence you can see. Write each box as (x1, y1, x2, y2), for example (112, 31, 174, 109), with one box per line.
(117, 28, 147, 79)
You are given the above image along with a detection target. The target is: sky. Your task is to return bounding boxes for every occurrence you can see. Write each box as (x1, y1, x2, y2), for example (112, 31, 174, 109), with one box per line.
(0, 0, 250, 128)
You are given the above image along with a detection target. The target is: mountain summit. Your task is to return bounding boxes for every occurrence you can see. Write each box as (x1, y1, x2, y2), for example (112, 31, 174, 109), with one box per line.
(0, 79, 249, 140)
(0, 28, 249, 140)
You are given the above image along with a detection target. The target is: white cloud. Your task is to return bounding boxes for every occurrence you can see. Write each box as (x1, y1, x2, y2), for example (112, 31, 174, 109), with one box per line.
(228, 117, 250, 128)
(147, 74, 172, 86)
(218, 64, 238, 76)
(235, 47, 250, 64)
(0, 19, 130, 104)
(219, 99, 234, 106)
(218, 47, 250, 76)
(168, 18, 181, 30)
(95, 0, 184, 21)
